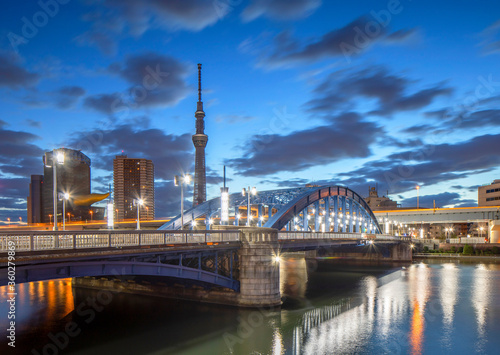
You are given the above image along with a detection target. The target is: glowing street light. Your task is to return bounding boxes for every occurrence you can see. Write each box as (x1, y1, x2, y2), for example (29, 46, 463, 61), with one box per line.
(174, 174, 193, 229)
(242, 186, 257, 226)
(134, 198, 144, 230)
(58, 192, 70, 231)
(44, 149, 65, 230)
(416, 185, 420, 209)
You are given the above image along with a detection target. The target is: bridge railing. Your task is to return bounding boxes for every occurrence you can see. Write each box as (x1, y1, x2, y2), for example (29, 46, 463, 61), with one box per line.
(0, 230, 241, 252)
(278, 231, 404, 241)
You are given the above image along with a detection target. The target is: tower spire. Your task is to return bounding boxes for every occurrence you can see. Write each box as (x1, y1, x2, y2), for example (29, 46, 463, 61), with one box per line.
(198, 63, 202, 102)
(192, 63, 208, 206)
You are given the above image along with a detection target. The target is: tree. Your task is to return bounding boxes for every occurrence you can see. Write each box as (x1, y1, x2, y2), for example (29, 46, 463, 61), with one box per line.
(463, 244, 474, 255)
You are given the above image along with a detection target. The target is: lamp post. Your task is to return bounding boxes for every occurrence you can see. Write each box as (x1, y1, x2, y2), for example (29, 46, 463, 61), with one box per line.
(89, 210, 93, 222)
(7, 217, 10, 226)
(134, 198, 144, 230)
(242, 186, 257, 226)
(58, 192, 70, 231)
(48, 214, 53, 226)
(174, 174, 193, 229)
(416, 185, 420, 209)
(480, 226, 484, 239)
(45, 149, 64, 231)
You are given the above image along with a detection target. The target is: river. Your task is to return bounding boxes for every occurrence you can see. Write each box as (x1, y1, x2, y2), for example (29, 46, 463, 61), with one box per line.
(1, 258, 500, 354)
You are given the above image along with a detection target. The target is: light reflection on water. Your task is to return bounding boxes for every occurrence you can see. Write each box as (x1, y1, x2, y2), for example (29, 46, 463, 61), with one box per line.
(0, 260, 499, 354)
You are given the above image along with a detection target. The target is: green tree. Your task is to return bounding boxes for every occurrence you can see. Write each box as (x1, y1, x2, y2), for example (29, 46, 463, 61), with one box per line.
(463, 244, 474, 255)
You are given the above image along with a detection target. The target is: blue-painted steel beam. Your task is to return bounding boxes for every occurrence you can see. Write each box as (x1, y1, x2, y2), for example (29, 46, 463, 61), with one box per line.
(0, 261, 240, 291)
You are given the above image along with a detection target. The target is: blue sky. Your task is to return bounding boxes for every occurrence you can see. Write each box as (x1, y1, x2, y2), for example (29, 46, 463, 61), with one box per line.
(1, 0, 500, 221)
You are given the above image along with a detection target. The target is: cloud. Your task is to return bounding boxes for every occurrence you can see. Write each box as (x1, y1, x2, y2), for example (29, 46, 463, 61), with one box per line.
(84, 93, 124, 115)
(225, 112, 382, 176)
(385, 28, 419, 43)
(258, 177, 311, 188)
(305, 66, 452, 115)
(66, 122, 193, 179)
(242, 0, 321, 22)
(0, 124, 45, 222)
(25, 119, 41, 128)
(336, 133, 500, 195)
(111, 52, 190, 107)
(399, 192, 476, 208)
(77, 0, 229, 54)
(0, 125, 43, 178)
(84, 53, 190, 116)
(479, 19, 500, 55)
(0, 52, 39, 89)
(54, 86, 86, 109)
(249, 15, 416, 68)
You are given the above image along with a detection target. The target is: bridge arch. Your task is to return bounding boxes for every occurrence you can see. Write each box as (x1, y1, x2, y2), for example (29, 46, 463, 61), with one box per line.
(264, 186, 381, 233)
(5, 260, 240, 290)
(160, 185, 381, 234)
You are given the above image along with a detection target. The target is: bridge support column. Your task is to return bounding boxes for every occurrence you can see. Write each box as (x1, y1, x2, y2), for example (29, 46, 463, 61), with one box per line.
(238, 227, 281, 307)
(490, 220, 500, 243)
(314, 201, 320, 232)
(303, 206, 308, 231)
(333, 196, 339, 232)
(341, 196, 346, 232)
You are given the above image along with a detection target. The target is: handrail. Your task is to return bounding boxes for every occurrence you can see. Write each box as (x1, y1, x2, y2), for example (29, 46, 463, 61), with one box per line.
(0, 230, 407, 253)
(0, 230, 241, 252)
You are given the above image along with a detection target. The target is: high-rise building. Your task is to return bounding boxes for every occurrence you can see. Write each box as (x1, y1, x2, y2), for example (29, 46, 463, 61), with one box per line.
(41, 148, 91, 223)
(27, 175, 43, 224)
(113, 155, 154, 221)
(192, 63, 208, 207)
(478, 179, 500, 206)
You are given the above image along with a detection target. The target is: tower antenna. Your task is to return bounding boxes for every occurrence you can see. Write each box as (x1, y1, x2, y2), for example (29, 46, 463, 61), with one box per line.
(198, 63, 202, 102)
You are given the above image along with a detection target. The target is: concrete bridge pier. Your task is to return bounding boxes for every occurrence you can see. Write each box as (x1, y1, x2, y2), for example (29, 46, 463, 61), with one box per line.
(237, 227, 281, 307)
(489, 220, 500, 243)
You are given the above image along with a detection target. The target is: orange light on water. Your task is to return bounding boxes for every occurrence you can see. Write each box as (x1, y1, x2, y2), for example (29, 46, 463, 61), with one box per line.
(410, 300, 424, 355)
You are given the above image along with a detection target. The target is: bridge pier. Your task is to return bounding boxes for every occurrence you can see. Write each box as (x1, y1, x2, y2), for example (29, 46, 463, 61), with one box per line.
(238, 227, 281, 307)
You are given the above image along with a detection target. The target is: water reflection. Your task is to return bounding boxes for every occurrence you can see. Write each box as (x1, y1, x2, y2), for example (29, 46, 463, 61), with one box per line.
(440, 263, 458, 350)
(472, 264, 492, 352)
(1, 262, 500, 354)
(407, 263, 430, 355)
(280, 256, 308, 301)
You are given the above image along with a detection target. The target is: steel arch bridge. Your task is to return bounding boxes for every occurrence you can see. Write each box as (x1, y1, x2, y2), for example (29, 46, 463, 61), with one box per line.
(159, 185, 382, 234)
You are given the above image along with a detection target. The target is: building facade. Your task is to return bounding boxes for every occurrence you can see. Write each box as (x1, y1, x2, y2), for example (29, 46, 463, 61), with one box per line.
(41, 148, 91, 223)
(364, 186, 399, 211)
(478, 179, 500, 206)
(113, 155, 154, 221)
(27, 175, 44, 224)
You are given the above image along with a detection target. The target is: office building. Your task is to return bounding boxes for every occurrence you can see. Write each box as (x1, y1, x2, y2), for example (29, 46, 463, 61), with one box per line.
(27, 175, 44, 224)
(113, 155, 154, 221)
(478, 179, 500, 206)
(41, 148, 92, 223)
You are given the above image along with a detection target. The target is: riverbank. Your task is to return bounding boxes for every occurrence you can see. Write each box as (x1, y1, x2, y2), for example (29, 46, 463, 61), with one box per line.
(413, 253, 500, 262)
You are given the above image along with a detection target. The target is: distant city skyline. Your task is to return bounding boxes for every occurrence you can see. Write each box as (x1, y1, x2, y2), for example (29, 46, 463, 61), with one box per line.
(1, 0, 500, 222)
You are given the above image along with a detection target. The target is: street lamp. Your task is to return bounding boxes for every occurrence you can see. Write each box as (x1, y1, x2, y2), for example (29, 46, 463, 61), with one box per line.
(174, 174, 193, 229)
(44, 149, 64, 230)
(242, 186, 257, 226)
(416, 185, 420, 209)
(134, 198, 144, 230)
(48, 214, 53, 226)
(479, 226, 484, 239)
(58, 192, 70, 231)
(89, 210, 93, 222)
(7, 217, 10, 226)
